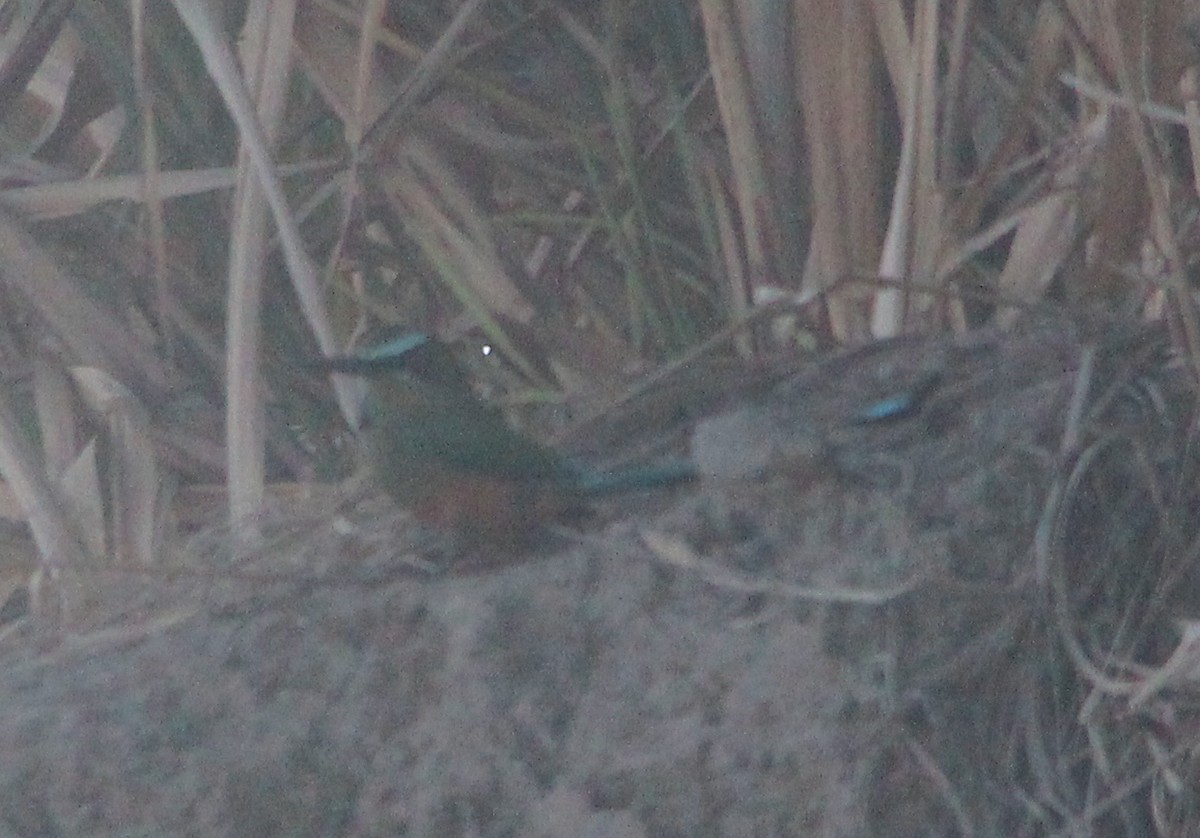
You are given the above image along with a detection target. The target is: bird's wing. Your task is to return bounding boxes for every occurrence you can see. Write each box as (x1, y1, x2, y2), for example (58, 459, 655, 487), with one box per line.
(400, 402, 573, 481)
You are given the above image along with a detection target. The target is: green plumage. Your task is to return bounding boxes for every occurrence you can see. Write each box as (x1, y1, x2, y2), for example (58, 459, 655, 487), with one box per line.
(317, 334, 695, 510)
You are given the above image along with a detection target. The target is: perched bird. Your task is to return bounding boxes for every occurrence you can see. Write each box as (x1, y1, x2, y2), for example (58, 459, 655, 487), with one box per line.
(316, 333, 696, 542)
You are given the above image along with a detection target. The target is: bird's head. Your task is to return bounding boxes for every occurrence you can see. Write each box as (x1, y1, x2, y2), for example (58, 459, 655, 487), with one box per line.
(312, 332, 486, 431)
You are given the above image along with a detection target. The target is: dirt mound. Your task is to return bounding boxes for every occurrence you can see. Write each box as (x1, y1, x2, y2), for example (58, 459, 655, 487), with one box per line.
(0, 318, 1195, 836)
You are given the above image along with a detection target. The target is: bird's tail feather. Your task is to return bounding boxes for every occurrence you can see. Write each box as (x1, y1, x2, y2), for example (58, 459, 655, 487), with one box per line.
(574, 459, 697, 495)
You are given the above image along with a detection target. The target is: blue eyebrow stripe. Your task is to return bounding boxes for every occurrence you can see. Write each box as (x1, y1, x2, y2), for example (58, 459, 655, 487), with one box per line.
(358, 333, 431, 361)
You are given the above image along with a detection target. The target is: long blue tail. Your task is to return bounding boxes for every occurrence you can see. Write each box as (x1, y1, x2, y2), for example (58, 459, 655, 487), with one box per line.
(572, 458, 697, 495)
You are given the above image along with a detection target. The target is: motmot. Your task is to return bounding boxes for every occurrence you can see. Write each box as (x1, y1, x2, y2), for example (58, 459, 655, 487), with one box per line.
(316, 333, 696, 541)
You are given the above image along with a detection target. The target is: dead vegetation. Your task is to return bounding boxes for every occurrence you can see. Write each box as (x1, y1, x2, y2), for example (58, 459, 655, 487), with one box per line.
(0, 1, 1196, 834)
